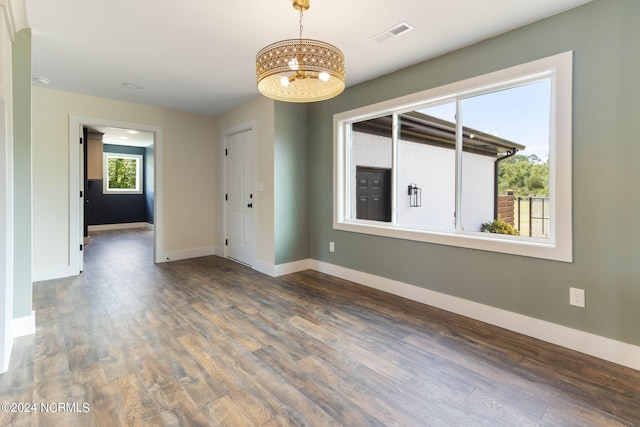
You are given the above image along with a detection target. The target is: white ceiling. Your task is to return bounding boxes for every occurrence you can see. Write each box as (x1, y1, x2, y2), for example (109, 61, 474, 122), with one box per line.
(90, 126, 154, 148)
(26, 0, 592, 117)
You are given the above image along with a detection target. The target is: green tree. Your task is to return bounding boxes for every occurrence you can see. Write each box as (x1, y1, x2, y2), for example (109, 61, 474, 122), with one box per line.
(497, 154, 548, 197)
(108, 157, 138, 189)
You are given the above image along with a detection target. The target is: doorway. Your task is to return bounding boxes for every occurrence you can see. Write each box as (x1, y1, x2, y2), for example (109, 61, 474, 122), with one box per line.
(69, 116, 163, 274)
(224, 124, 256, 266)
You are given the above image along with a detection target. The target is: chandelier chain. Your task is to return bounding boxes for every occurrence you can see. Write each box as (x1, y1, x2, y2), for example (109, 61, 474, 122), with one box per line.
(299, 9, 304, 39)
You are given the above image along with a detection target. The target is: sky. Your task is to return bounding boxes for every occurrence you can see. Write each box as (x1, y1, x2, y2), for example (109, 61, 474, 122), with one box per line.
(419, 79, 551, 161)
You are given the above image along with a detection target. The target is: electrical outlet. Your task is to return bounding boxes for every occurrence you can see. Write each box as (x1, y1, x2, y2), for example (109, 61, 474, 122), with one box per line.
(329, 242, 335, 252)
(569, 287, 585, 308)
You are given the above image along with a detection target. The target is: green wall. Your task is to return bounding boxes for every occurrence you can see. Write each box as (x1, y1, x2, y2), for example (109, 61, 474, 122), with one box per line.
(307, 0, 640, 345)
(12, 28, 32, 319)
(274, 102, 310, 264)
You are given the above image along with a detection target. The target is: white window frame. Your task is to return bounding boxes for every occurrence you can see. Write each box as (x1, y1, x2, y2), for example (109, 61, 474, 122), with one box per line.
(103, 153, 143, 194)
(334, 51, 572, 262)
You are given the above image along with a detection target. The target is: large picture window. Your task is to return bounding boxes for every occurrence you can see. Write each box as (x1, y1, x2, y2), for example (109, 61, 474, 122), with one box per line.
(103, 153, 143, 194)
(334, 52, 572, 262)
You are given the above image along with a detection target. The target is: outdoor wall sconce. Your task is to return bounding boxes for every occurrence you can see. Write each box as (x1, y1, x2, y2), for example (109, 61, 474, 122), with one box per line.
(408, 183, 422, 207)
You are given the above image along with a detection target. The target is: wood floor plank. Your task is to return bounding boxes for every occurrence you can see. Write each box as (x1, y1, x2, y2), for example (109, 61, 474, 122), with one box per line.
(69, 368, 121, 427)
(178, 333, 280, 425)
(1, 229, 639, 426)
(289, 315, 414, 385)
(111, 373, 163, 426)
(253, 344, 370, 427)
(206, 395, 255, 427)
(465, 388, 550, 426)
(148, 381, 210, 427)
(298, 354, 425, 427)
(145, 326, 228, 409)
(191, 301, 263, 352)
(542, 401, 630, 427)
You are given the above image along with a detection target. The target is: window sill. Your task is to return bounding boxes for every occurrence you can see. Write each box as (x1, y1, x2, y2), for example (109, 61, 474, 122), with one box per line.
(334, 219, 571, 262)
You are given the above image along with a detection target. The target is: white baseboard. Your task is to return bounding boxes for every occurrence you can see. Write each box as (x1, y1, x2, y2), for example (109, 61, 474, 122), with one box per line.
(308, 260, 640, 372)
(252, 258, 311, 277)
(252, 259, 275, 276)
(88, 222, 153, 232)
(1, 337, 11, 374)
(33, 265, 76, 282)
(274, 259, 311, 277)
(13, 311, 35, 338)
(162, 246, 215, 262)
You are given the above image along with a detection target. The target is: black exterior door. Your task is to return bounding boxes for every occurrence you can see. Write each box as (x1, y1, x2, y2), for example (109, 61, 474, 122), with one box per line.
(356, 167, 391, 222)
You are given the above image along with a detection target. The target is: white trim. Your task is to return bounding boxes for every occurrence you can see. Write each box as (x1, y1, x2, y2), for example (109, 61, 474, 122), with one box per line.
(253, 258, 311, 277)
(274, 259, 311, 277)
(12, 311, 34, 337)
(33, 265, 76, 282)
(88, 222, 153, 232)
(0, 0, 28, 41)
(334, 51, 573, 263)
(162, 246, 215, 262)
(252, 259, 275, 276)
(308, 260, 640, 372)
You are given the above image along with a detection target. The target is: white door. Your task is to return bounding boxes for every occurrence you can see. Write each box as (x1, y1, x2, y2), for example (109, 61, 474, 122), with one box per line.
(225, 128, 255, 266)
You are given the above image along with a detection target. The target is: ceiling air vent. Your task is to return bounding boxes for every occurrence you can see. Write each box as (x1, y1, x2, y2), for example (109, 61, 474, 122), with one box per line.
(371, 21, 414, 43)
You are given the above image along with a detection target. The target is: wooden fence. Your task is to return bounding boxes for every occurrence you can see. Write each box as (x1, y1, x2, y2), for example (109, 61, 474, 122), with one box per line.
(497, 190, 515, 225)
(497, 191, 550, 238)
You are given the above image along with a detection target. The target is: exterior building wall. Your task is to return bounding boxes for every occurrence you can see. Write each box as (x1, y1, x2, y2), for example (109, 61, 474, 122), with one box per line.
(352, 131, 495, 231)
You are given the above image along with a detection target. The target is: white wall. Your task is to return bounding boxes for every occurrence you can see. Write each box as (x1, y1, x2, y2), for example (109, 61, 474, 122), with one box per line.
(214, 96, 275, 269)
(32, 87, 217, 280)
(397, 140, 456, 230)
(460, 152, 495, 231)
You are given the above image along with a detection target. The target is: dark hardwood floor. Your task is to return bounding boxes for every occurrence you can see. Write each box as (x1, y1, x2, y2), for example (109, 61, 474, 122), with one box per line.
(1, 229, 639, 426)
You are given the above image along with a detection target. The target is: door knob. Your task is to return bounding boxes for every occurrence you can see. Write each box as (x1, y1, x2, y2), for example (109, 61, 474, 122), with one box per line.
(248, 203, 253, 208)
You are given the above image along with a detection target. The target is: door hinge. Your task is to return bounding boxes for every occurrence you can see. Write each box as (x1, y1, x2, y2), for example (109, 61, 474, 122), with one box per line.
(80, 244, 83, 251)
(80, 190, 83, 198)
(225, 148, 228, 156)
(80, 137, 83, 145)
(225, 194, 228, 201)
(225, 239, 228, 246)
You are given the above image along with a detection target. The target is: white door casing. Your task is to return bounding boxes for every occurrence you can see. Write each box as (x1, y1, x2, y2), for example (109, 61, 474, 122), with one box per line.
(78, 124, 84, 271)
(69, 116, 164, 277)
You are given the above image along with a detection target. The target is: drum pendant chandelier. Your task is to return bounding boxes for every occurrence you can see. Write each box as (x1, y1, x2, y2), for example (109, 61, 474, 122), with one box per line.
(256, 0, 345, 103)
